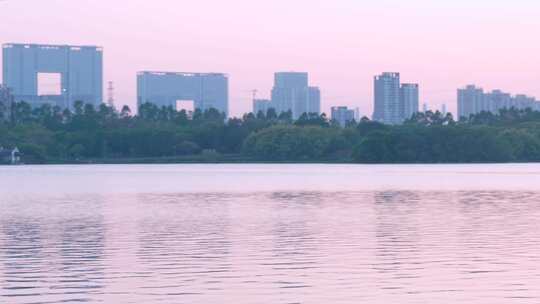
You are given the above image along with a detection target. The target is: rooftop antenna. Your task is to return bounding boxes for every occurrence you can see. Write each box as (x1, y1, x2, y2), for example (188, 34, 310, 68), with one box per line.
(107, 81, 115, 108)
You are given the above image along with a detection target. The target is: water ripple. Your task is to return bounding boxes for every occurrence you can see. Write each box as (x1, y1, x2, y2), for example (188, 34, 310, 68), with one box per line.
(1, 187, 540, 303)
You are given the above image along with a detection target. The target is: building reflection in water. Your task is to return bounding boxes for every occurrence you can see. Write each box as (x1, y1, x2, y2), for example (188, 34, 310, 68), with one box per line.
(372, 191, 422, 295)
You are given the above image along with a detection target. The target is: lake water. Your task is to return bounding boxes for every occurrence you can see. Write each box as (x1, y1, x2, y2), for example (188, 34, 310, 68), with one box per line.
(1, 164, 540, 303)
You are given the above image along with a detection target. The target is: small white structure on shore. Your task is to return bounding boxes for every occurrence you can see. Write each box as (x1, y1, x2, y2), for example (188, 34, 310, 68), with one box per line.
(0, 147, 21, 165)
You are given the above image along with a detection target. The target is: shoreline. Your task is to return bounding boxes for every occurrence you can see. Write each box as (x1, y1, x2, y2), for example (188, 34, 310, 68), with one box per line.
(4, 157, 539, 166)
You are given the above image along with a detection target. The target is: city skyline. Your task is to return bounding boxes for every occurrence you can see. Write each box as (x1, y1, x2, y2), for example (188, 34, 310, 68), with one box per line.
(1, 0, 540, 117)
(3, 2, 540, 304)
(458, 85, 540, 119)
(2, 42, 539, 121)
(1, 41, 539, 121)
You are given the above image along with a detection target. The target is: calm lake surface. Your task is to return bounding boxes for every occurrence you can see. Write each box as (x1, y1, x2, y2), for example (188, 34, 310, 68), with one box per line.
(1, 164, 540, 303)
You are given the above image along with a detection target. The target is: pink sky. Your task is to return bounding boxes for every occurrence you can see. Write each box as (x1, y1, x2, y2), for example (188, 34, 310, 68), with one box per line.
(1, 0, 540, 117)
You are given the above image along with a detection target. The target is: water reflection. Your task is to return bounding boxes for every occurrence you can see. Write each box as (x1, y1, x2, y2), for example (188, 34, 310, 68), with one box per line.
(1, 220, 45, 299)
(135, 193, 232, 299)
(1, 191, 540, 303)
(373, 191, 422, 297)
(1, 196, 106, 303)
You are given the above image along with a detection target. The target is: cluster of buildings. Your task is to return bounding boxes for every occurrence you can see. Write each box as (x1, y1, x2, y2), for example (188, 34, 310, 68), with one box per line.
(0, 43, 325, 123)
(331, 106, 361, 127)
(372, 72, 419, 124)
(253, 72, 320, 120)
(1, 43, 230, 116)
(2, 42, 540, 127)
(457, 85, 540, 119)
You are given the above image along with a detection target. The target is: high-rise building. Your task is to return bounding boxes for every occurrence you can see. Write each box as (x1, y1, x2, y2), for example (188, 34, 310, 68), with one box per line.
(274, 72, 308, 89)
(514, 94, 537, 110)
(441, 103, 447, 116)
(270, 72, 320, 119)
(0, 85, 14, 121)
(307, 87, 321, 115)
(457, 85, 539, 119)
(373, 72, 400, 124)
(400, 83, 419, 120)
(373, 72, 419, 124)
(487, 90, 512, 112)
(331, 106, 356, 127)
(2, 43, 103, 109)
(253, 99, 271, 115)
(457, 85, 484, 119)
(137, 71, 229, 117)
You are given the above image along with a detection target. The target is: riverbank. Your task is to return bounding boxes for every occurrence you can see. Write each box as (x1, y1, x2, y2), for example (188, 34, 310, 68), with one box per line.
(41, 154, 353, 165)
(11, 156, 538, 165)
(3, 103, 540, 165)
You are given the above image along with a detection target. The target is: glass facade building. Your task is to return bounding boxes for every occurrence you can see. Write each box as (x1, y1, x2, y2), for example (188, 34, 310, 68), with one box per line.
(137, 71, 229, 117)
(2, 43, 103, 109)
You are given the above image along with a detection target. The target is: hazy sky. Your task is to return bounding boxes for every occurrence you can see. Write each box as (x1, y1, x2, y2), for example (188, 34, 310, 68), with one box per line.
(1, 0, 540, 116)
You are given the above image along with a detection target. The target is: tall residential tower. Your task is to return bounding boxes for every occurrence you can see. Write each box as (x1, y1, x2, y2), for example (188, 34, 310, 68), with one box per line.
(400, 83, 419, 121)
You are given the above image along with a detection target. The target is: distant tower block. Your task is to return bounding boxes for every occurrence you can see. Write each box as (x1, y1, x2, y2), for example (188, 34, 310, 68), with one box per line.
(2, 43, 103, 109)
(137, 71, 229, 117)
(107, 81, 115, 108)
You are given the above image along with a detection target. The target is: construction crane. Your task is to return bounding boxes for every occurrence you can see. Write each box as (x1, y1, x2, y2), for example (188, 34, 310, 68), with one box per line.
(250, 89, 258, 101)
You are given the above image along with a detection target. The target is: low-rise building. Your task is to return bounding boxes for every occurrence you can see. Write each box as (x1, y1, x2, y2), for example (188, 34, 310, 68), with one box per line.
(253, 99, 271, 115)
(0, 147, 21, 165)
(354, 107, 361, 121)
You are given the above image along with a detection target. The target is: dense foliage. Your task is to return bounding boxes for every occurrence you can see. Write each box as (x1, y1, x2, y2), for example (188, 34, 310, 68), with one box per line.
(2, 101, 540, 164)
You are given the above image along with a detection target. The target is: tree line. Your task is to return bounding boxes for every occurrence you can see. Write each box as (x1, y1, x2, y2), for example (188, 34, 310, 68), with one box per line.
(1, 100, 540, 163)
